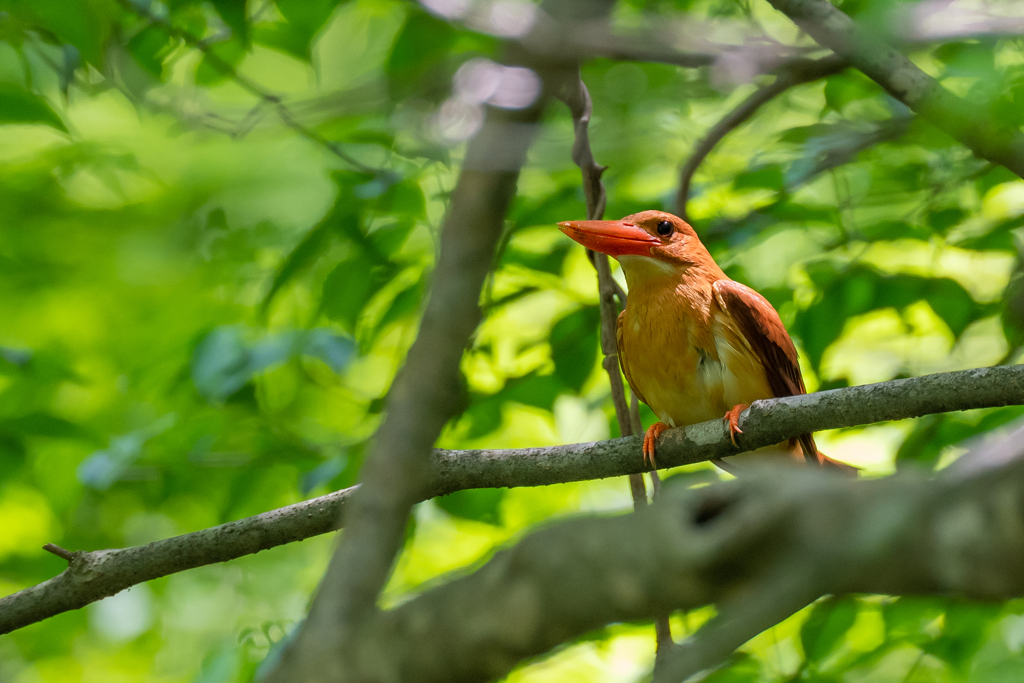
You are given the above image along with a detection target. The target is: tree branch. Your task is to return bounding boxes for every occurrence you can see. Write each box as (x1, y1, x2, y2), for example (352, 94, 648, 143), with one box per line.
(765, 0, 1024, 179)
(675, 54, 847, 220)
(4, 364, 1024, 635)
(259, 93, 552, 683)
(319, 449, 1024, 682)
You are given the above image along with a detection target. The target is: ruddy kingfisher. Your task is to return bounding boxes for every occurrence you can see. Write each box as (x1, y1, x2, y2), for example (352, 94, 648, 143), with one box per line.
(558, 210, 853, 472)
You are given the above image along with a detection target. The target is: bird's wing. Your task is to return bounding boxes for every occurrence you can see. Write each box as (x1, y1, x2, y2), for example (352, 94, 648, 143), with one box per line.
(711, 279, 819, 464)
(616, 310, 648, 407)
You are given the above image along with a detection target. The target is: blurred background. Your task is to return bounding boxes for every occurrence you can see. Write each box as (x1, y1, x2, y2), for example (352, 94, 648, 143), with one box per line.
(2, 0, 1024, 680)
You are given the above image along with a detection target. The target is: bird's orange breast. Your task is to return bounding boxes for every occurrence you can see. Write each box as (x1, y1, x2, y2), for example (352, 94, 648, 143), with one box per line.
(617, 268, 774, 430)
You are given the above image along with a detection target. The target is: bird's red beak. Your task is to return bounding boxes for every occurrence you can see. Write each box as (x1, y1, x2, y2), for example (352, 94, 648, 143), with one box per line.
(557, 220, 660, 258)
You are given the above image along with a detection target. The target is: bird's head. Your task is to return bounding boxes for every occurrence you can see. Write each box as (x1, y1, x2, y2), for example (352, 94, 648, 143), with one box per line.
(558, 210, 714, 281)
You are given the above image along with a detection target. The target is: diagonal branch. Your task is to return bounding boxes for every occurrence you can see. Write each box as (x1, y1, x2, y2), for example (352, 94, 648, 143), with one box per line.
(765, 0, 1024, 179)
(676, 54, 847, 220)
(4, 364, 1024, 635)
(259, 96, 551, 680)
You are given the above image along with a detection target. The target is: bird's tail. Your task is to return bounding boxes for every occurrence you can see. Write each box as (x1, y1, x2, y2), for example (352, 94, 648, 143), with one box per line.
(800, 433, 859, 476)
(818, 452, 859, 475)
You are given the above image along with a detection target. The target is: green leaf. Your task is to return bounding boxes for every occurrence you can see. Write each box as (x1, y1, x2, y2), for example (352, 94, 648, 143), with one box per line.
(501, 242, 571, 275)
(386, 10, 461, 97)
(0, 413, 95, 441)
(858, 220, 930, 242)
(925, 278, 976, 337)
(462, 398, 503, 439)
(510, 185, 581, 228)
(823, 70, 879, 112)
(700, 652, 762, 682)
(262, 0, 343, 60)
(191, 326, 300, 401)
(195, 39, 247, 86)
(193, 641, 241, 683)
(211, 0, 249, 46)
(934, 41, 996, 74)
(0, 84, 67, 131)
(302, 328, 355, 373)
(368, 220, 416, 258)
(435, 488, 506, 525)
(262, 196, 361, 312)
(927, 207, 966, 234)
(11, 0, 112, 67)
(976, 165, 1018, 198)
(895, 414, 945, 465)
(549, 307, 600, 393)
(733, 165, 783, 191)
(127, 25, 172, 78)
(371, 278, 424, 341)
(462, 372, 564, 439)
(376, 178, 425, 217)
(801, 597, 858, 663)
(500, 372, 563, 411)
(924, 603, 1000, 673)
(796, 292, 847, 371)
(321, 250, 394, 334)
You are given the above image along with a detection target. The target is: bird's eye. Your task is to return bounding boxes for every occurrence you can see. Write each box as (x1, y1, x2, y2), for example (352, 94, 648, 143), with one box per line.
(656, 220, 673, 237)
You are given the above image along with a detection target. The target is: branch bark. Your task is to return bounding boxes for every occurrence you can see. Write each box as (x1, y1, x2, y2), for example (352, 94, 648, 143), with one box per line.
(320, 448, 1024, 683)
(765, 0, 1024, 179)
(675, 54, 847, 220)
(4, 364, 1024, 635)
(258, 70, 552, 683)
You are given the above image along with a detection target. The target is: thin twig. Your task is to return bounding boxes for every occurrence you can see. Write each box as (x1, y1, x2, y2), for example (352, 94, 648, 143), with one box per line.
(555, 66, 675, 653)
(676, 54, 847, 219)
(42, 544, 74, 562)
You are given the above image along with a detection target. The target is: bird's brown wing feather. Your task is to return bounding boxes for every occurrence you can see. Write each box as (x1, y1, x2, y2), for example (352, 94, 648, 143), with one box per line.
(616, 310, 648, 407)
(712, 279, 823, 467)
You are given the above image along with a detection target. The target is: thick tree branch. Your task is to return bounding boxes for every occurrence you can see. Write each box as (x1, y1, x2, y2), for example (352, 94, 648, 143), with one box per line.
(4, 364, 1024, 635)
(675, 54, 847, 220)
(765, 0, 1024, 179)
(520, 20, 715, 69)
(322, 450, 1024, 682)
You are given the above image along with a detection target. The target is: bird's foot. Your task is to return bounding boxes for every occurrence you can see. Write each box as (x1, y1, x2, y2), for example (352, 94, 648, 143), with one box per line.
(723, 404, 749, 446)
(642, 422, 670, 468)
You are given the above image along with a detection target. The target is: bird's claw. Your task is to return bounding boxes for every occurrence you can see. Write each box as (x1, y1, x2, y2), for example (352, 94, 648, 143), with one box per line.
(642, 422, 670, 468)
(723, 404, 748, 447)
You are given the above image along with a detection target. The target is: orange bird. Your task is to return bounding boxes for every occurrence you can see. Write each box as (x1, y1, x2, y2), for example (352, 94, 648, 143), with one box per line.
(558, 210, 852, 473)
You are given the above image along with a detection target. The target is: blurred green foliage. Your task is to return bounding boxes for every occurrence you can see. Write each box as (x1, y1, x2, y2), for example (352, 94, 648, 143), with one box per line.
(1, 0, 1024, 681)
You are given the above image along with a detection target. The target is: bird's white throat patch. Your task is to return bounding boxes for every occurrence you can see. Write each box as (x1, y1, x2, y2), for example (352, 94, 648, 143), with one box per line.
(618, 254, 680, 288)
